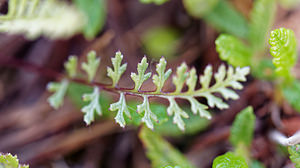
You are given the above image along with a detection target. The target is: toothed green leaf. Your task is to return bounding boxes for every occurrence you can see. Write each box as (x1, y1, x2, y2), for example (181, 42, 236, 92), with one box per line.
(47, 79, 69, 109)
(153, 57, 172, 92)
(139, 127, 195, 168)
(64, 56, 78, 78)
(137, 95, 158, 130)
(73, 0, 106, 39)
(167, 97, 189, 131)
(187, 97, 211, 119)
(131, 57, 152, 91)
(173, 63, 188, 93)
(110, 93, 131, 127)
(216, 34, 252, 67)
(139, 0, 169, 5)
(0, 153, 29, 168)
(0, 0, 84, 39)
(230, 106, 255, 147)
(249, 0, 276, 51)
(81, 86, 102, 125)
(107, 51, 127, 87)
(212, 152, 248, 168)
(269, 28, 297, 79)
(81, 51, 100, 82)
(288, 144, 300, 168)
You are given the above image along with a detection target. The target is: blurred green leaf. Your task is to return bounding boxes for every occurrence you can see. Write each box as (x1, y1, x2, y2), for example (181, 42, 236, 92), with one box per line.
(249, 0, 275, 51)
(203, 0, 249, 39)
(142, 26, 180, 59)
(139, 127, 195, 168)
(230, 106, 255, 147)
(269, 28, 297, 80)
(252, 59, 276, 80)
(212, 152, 248, 168)
(215, 34, 252, 67)
(282, 80, 300, 112)
(139, 0, 169, 5)
(183, 0, 219, 18)
(47, 79, 69, 109)
(73, 0, 106, 39)
(250, 160, 265, 168)
(288, 144, 300, 168)
(279, 0, 300, 8)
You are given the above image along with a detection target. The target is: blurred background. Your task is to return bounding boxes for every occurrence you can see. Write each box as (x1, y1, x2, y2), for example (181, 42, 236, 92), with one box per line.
(1, 0, 300, 167)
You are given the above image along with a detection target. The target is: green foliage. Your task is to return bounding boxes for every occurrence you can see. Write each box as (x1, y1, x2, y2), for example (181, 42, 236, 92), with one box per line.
(142, 27, 180, 59)
(288, 144, 300, 168)
(212, 152, 248, 168)
(203, 0, 249, 39)
(109, 93, 131, 127)
(249, 0, 276, 51)
(152, 57, 172, 92)
(230, 107, 255, 147)
(0, 0, 84, 39)
(73, 0, 106, 39)
(183, 0, 219, 18)
(81, 51, 100, 82)
(82, 87, 102, 125)
(0, 153, 29, 168)
(269, 28, 297, 79)
(139, 127, 195, 168)
(107, 51, 127, 87)
(47, 79, 69, 109)
(131, 57, 152, 91)
(216, 34, 252, 67)
(48, 51, 249, 130)
(279, 0, 300, 8)
(64, 56, 78, 78)
(250, 161, 265, 168)
(139, 0, 170, 5)
(282, 80, 300, 112)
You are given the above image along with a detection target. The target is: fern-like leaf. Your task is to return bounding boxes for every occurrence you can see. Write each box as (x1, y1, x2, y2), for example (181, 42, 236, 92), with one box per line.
(64, 56, 78, 78)
(137, 95, 158, 130)
(269, 28, 297, 79)
(153, 57, 172, 92)
(107, 51, 127, 87)
(47, 79, 69, 109)
(0, 153, 29, 168)
(131, 57, 152, 91)
(0, 0, 84, 39)
(81, 87, 102, 125)
(109, 93, 131, 127)
(81, 51, 100, 82)
(173, 63, 189, 93)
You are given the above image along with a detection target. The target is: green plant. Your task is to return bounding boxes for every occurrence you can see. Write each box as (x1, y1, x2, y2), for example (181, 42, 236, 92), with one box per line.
(47, 51, 250, 130)
(0, 0, 106, 40)
(0, 153, 29, 168)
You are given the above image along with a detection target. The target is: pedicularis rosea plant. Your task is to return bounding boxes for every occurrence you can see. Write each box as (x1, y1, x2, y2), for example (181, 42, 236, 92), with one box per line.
(47, 51, 250, 131)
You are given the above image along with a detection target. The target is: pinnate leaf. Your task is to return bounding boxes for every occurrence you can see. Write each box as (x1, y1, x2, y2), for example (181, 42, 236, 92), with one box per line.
(212, 152, 248, 168)
(173, 63, 188, 93)
(269, 28, 297, 79)
(167, 97, 189, 131)
(153, 57, 172, 92)
(81, 51, 100, 82)
(230, 106, 255, 147)
(131, 57, 152, 91)
(81, 86, 102, 125)
(107, 51, 127, 87)
(47, 79, 69, 109)
(137, 95, 158, 130)
(110, 93, 131, 127)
